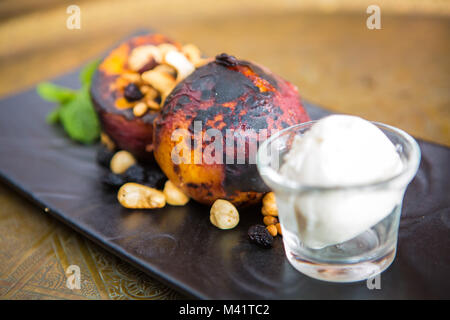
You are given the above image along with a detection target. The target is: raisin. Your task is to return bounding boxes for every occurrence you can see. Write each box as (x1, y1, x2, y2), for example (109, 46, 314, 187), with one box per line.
(248, 224, 273, 248)
(124, 83, 143, 101)
(142, 162, 167, 189)
(215, 53, 238, 67)
(123, 164, 147, 183)
(96, 146, 114, 168)
(102, 172, 125, 189)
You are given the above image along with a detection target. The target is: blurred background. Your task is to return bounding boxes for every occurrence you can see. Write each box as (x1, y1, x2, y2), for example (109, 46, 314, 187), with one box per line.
(0, 0, 449, 299)
(0, 0, 449, 145)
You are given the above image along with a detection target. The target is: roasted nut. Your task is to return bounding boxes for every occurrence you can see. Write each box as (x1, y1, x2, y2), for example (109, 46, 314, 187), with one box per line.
(146, 100, 160, 111)
(158, 43, 179, 59)
(276, 223, 282, 236)
(133, 102, 148, 117)
(262, 192, 278, 216)
(165, 50, 195, 82)
(163, 180, 190, 206)
(263, 216, 278, 226)
(100, 132, 115, 151)
(182, 44, 202, 65)
(110, 150, 136, 174)
(139, 85, 152, 94)
(153, 64, 177, 78)
(141, 68, 176, 100)
(144, 86, 159, 100)
(210, 199, 239, 230)
(266, 224, 278, 237)
(118, 183, 166, 209)
(128, 45, 162, 72)
(122, 72, 141, 83)
(194, 57, 213, 68)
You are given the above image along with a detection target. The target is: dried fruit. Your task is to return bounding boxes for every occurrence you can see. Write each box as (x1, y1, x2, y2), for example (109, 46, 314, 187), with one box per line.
(123, 164, 147, 183)
(124, 83, 144, 102)
(96, 146, 115, 168)
(266, 224, 277, 237)
(163, 180, 190, 206)
(117, 183, 166, 209)
(142, 163, 167, 189)
(210, 199, 239, 230)
(248, 224, 273, 248)
(110, 150, 136, 174)
(102, 172, 125, 189)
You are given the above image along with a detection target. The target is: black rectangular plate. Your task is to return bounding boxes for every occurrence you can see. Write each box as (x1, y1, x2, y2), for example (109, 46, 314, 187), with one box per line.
(0, 44, 449, 299)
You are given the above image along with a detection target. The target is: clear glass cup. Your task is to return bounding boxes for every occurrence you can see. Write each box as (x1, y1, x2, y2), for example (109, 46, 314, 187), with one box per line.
(257, 120, 421, 282)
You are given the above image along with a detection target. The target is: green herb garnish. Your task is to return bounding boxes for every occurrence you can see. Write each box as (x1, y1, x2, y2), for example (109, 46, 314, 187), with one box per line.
(37, 59, 101, 144)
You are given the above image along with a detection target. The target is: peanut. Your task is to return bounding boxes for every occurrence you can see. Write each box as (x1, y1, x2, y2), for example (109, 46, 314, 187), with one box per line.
(182, 44, 202, 66)
(100, 132, 115, 151)
(139, 85, 152, 94)
(263, 216, 278, 226)
(266, 224, 277, 237)
(158, 43, 179, 60)
(276, 223, 282, 236)
(133, 102, 148, 117)
(210, 199, 239, 230)
(146, 99, 161, 111)
(110, 150, 136, 174)
(262, 192, 278, 216)
(118, 183, 166, 209)
(128, 45, 162, 72)
(141, 68, 176, 101)
(163, 181, 190, 206)
(122, 72, 141, 83)
(165, 50, 195, 82)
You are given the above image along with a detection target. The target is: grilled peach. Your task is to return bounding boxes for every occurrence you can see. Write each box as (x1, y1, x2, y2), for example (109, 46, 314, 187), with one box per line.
(153, 54, 310, 206)
(90, 34, 182, 160)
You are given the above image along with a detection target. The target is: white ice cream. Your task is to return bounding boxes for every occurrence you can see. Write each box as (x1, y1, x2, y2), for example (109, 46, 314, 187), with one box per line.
(279, 115, 404, 249)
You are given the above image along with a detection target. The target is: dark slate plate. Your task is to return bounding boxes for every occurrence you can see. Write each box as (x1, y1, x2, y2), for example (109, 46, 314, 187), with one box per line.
(0, 49, 449, 300)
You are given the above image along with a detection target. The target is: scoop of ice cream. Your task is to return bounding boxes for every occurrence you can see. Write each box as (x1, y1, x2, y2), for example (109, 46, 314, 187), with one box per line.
(279, 115, 404, 249)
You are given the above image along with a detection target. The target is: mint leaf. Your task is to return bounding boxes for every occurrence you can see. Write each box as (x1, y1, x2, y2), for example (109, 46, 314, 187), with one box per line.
(46, 108, 61, 124)
(59, 86, 100, 144)
(37, 59, 101, 144)
(79, 59, 100, 86)
(37, 82, 76, 104)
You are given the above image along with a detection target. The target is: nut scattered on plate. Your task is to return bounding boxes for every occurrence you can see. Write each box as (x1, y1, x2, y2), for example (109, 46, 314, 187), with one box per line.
(210, 199, 239, 230)
(163, 180, 190, 206)
(118, 183, 166, 209)
(110, 150, 136, 174)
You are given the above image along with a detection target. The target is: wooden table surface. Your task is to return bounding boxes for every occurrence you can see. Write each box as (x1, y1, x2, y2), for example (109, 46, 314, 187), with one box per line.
(0, 0, 449, 299)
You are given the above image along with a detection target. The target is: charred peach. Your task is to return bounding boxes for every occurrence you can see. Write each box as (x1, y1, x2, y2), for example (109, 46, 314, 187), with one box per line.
(153, 54, 310, 206)
(90, 34, 182, 160)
